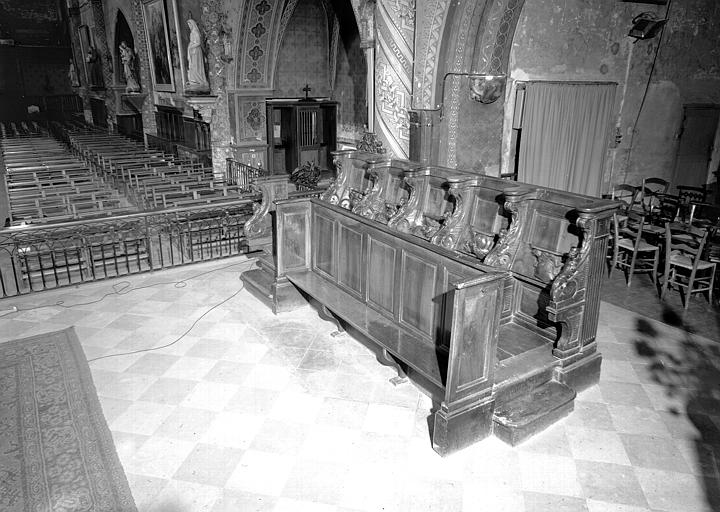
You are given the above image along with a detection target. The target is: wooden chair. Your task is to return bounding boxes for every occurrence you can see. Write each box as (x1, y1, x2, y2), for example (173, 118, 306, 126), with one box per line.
(661, 222, 716, 308)
(611, 211, 660, 287)
(638, 177, 670, 217)
(610, 184, 640, 217)
(677, 185, 708, 205)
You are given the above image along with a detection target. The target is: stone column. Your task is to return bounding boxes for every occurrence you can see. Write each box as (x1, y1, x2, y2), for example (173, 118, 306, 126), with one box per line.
(90, 0, 116, 130)
(201, 0, 232, 178)
(374, 0, 415, 158)
(66, 1, 92, 121)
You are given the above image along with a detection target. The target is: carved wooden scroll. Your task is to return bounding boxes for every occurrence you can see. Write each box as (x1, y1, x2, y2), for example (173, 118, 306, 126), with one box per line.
(321, 150, 353, 208)
(431, 177, 477, 251)
(387, 172, 425, 233)
(484, 199, 525, 268)
(351, 166, 387, 221)
(547, 214, 593, 357)
(244, 176, 289, 240)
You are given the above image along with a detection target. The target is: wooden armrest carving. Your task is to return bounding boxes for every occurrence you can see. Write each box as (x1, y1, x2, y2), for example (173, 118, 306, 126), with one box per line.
(547, 214, 593, 356)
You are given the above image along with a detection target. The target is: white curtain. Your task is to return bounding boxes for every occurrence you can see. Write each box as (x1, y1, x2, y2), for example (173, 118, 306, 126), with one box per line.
(518, 82, 616, 197)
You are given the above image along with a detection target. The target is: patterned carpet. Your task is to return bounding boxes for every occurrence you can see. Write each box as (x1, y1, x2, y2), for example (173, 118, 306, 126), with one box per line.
(0, 327, 137, 512)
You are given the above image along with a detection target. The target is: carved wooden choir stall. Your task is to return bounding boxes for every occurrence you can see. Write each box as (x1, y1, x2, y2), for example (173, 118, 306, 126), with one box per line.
(242, 151, 618, 455)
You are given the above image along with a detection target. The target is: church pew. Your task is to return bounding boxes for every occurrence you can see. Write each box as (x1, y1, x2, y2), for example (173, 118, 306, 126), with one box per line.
(246, 157, 618, 454)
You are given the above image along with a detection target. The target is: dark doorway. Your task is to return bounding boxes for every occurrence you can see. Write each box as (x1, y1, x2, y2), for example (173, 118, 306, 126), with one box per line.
(672, 104, 720, 189)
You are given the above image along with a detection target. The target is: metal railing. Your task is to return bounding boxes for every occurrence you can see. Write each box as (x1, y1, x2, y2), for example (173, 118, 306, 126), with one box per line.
(0, 199, 258, 298)
(226, 158, 268, 192)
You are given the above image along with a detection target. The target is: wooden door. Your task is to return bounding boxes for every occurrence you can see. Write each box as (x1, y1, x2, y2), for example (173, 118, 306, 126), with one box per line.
(672, 105, 719, 188)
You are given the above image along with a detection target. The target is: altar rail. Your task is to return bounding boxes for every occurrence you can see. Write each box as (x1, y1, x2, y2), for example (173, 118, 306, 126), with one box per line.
(0, 199, 257, 297)
(226, 158, 269, 192)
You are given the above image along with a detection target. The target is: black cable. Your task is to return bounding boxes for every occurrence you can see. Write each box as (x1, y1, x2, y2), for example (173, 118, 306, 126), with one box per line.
(622, 0, 673, 184)
(86, 281, 245, 362)
(0, 259, 255, 315)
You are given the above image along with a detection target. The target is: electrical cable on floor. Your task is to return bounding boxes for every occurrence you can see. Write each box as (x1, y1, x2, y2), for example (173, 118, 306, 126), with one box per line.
(86, 280, 245, 362)
(0, 259, 256, 316)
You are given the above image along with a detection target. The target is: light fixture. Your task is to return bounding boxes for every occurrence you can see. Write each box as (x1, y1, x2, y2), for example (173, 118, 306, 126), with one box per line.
(629, 12, 667, 40)
(468, 75, 506, 104)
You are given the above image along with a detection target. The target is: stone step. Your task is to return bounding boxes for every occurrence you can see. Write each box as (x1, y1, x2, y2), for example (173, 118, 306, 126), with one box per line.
(492, 380, 576, 446)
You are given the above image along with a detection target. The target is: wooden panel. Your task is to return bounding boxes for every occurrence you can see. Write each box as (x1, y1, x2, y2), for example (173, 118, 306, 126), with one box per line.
(280, 210, 308, 271)
(529, 211, 566, 252)
(456, 286, 499, 389)
(338, 224, 364, 295)
(516, 282, 555, 334)
(388, 176, 407, 204)
(400, 251, 437, 336)
(427, 186, 450, 218)
(313, 213, 336, 279)
(367, 237, 396, 315)
(470, 196, 501, 234)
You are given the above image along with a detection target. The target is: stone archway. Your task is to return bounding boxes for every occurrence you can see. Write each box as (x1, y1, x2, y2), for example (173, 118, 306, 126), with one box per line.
(412, 0, 526, 171)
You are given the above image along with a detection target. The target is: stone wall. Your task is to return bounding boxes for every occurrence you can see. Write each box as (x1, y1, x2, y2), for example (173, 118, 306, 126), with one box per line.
(508, 0, 720, 191)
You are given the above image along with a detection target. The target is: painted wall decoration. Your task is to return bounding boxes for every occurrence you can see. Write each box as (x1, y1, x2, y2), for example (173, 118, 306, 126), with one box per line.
(142, 0, 174, 91)
(374, 0, 415, 158)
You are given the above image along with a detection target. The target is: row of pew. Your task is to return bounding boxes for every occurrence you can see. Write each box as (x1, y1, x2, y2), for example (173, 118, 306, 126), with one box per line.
(64, 127, 258, 263)
(1, 130, 135, 225)
(0, 121, 44, 139)
(66, 129, 255, 210)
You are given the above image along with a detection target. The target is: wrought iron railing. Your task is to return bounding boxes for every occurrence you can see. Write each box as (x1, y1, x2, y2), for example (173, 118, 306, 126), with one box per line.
(0, 199, 258, 297)
(226, 158, 269, 192)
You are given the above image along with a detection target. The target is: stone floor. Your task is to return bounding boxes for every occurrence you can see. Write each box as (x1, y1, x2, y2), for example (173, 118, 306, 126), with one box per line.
(600, 262, 720, 342)
(1, 256, 719, 512)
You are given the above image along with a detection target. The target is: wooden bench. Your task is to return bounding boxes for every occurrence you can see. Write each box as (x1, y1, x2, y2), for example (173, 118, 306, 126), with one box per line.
(243, 153, 618, 455)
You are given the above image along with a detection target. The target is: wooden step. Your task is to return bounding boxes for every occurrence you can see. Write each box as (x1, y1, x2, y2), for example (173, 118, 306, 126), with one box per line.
(492, 380, 576, 446)
(241, 267, 276, 308)
(493, 343, 557, 404)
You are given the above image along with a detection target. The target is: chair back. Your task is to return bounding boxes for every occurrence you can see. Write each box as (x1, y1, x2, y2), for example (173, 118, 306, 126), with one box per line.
(610, 184, 640, 214)
(639, 177, 670, 214)
(657, 194, 680, 223)
(664, 222, 709, 273)
(615, 210, 647, 251)
(677, 185, 707, 205)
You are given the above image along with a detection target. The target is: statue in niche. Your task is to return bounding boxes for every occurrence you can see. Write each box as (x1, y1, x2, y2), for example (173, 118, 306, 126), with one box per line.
(185, 18, 210, 94)
(68, 58, 80, 87)
(119, 41, 140, 93)
(86, 46, 104, 88)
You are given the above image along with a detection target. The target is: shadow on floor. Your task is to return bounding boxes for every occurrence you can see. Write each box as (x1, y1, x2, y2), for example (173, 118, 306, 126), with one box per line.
(633, 305, 720, 510)
(601, 266, 720, 342)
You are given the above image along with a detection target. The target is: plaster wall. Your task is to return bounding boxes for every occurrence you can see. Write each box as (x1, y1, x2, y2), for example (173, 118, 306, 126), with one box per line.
(274, 0, 331, 98)
(333, 1, 367, 144)
(507, 0, 720, 193)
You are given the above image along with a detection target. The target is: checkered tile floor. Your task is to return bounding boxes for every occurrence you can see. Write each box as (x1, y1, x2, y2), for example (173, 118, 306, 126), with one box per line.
(1, 257, 719, 512)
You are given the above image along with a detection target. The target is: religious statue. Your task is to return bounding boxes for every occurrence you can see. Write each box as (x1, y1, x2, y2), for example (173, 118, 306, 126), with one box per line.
(86, 46, 104, 88)
(185, 18, 209, 93)
(68, 58, 79, 87)
(119, 41, 140, 93)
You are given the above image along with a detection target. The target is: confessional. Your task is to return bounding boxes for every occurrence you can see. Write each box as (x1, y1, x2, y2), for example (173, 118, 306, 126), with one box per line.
(266, 99, 337, 175)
